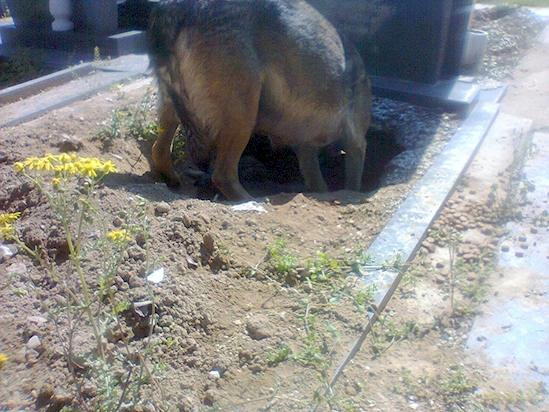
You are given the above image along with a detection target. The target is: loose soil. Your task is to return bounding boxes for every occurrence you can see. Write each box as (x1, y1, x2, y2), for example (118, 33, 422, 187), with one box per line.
(0, 70, 458, 410)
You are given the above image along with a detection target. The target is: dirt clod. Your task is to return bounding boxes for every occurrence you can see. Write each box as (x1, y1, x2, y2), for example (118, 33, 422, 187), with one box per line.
(155, 201, 171, 216)
(55, 135, 83, 153)
(246, 314, 272, 340)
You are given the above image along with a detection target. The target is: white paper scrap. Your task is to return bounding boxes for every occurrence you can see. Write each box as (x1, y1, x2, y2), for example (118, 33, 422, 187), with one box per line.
(231, 201, 267, 213)
(147, 267, 165, 284)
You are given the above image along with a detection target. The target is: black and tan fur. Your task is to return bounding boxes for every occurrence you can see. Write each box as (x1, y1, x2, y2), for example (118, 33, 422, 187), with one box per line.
(148, 0, 372, 200)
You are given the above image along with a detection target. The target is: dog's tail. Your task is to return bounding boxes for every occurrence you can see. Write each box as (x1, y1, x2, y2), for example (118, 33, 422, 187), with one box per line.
(147, 1, 195, 68)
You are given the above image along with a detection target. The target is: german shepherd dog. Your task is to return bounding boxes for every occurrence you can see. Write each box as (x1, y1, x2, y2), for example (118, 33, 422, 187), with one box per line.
(148, 0, 371, 201)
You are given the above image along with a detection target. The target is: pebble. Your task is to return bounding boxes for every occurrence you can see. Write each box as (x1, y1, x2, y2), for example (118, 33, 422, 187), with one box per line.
(128, 246, 146, 261)
(155, 202, 171, 216)
(515, 251, 524, 258)
(518, 236, 527, 242)
(208, 370, 221, 380)
(128, 275, 145, 288)
(25, 349, 40, 364)
(0, 243, 18, 262)
(530, 227, 538, 234)
(135, 231, 147, 247)
(422, 242, 435, 254)
(501, 245, 510, 252)
(202, 232, 216, 255)
(27, 335, 42, 351)
(36, 384, 54, 406)
(56, 135, 83, 152)
(435, 262, 445, 269)
(246, 314, 272, 340)
(519, 243, 529, 250)
(49, 392, 74, 410)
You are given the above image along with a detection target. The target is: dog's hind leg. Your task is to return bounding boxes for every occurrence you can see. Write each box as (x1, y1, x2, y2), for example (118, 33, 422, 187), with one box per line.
(211, 92, 260, 201)
(152, 88, 181, 187)
(342, 122, 367, 192)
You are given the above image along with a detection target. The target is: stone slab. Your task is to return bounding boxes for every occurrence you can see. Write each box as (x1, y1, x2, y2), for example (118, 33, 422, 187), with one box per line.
(372, 76, 480, 113)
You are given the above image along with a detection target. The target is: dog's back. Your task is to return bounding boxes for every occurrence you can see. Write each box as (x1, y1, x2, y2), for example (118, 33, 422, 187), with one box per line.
(148, 0, 371, 200)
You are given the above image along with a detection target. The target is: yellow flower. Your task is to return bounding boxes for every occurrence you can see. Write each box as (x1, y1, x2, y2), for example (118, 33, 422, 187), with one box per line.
(0, 353, 8, 369)
(0, 223, 15, 240)
(14, 162, 25, 173)
(0, 212, 21, 225)
(14, 154, 117, 179)
(52, 178, 62, 189)
(1, 213, 21, 239)
(106, 229, 131, 243)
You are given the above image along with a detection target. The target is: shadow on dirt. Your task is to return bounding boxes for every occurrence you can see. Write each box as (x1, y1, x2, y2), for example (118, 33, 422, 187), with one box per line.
(104, 97, 454, 205)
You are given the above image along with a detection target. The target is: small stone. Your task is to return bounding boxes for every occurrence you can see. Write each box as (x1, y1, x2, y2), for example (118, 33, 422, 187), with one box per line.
(518, 236, 527, 242)
(133, 300, 154, 318)
(422, 242, 435, 254)
(520, 243, 528, 250)
(25, 349, 40, 364)
(27, 335, 42, 351)
(128, 275, 145, 288)
(128, 246, 145, 261)
(112, 216, 123, 227)
(246, 314, 272, 340)
(179, 396, 195, 412)
(186, 256, 199, 269)
(0, 243, 18, 262)
(202, 232, 216, 255)
(135, 231, 147, 247)
(435, 262, 445, 269)
(208, 370, 221, 380)
(501, 245, 510, 252)
(36, 384, 54, 407)
(81, 383, 97, 398)
(155, 202, 170, 216)
(530, 227, 538, 234)
(49, 391, 74, 411)
(515, 251, 524, 258)
(56, 135, 83, 152)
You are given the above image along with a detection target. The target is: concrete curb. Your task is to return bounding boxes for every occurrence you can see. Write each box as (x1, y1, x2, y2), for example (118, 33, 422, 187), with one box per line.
(330, 101, 500, 386)
(0, 62, 95, 106)
(0, 54, 149, 129)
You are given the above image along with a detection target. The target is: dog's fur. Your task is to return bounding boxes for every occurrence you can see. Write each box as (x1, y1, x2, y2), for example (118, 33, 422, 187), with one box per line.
(148, 0, 372, 200)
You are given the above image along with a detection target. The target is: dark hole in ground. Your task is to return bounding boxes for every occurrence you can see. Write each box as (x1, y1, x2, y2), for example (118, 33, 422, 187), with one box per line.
(191, 124, 403, 199)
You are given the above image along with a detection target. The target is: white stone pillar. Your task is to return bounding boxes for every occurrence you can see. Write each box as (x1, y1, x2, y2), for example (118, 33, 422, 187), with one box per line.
(50, 0, 74, 32)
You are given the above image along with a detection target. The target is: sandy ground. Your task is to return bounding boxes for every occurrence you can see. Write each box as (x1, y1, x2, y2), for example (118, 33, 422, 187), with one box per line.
(0, 6, 547, 412)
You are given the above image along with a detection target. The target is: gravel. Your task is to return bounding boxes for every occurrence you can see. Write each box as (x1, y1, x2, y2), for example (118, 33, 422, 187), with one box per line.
(473, 6, 546, 81)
